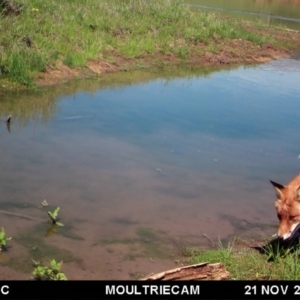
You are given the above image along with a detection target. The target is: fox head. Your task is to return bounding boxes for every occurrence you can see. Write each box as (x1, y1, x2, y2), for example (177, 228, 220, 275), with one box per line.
(270, 174, 300, 240)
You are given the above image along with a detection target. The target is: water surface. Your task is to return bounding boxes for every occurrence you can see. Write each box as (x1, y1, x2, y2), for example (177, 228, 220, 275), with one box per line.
(185, 0, 300, 30)
(0, 60, 300, 279)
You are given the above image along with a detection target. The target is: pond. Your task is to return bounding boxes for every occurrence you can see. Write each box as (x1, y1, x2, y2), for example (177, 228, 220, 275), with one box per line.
(184, 0, 300, 31)
(0, 58, 300, 279)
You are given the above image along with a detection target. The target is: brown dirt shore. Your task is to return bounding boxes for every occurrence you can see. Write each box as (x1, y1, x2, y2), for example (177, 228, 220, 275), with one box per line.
(35, 26, 300, 88)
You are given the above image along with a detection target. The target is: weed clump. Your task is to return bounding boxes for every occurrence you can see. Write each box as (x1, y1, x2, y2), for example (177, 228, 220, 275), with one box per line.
(0, 227, 11, 253)
(32, 259, 67, 280)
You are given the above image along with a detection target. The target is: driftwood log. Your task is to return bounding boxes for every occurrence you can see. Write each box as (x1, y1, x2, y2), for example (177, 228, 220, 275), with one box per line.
(141, 262, 230, 281)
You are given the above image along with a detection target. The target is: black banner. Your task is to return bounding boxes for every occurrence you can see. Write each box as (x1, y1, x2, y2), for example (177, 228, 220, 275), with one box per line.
(0, 281, 300, 299)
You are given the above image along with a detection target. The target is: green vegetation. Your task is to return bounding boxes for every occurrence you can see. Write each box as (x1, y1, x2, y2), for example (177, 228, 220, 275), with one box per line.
(0, 227, 11, 253)
(1, 0, 297, 87)
(188, 238, 300, 280)
(47, 207, 64, 227)
(32, 259, 67, 280)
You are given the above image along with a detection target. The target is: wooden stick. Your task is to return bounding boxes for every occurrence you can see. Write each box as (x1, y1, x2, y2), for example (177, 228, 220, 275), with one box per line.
(141, 262, 230, 281)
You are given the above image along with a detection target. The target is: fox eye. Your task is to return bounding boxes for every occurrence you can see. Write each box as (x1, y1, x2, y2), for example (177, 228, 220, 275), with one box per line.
(289, 216, 296, 221)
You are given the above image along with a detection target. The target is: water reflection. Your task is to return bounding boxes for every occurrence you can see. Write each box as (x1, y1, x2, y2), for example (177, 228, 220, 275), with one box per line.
(0, 64, 230, 128)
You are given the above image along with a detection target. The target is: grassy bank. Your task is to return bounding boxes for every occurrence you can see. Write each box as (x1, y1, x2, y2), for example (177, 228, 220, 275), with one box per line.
(187, 237, 300, 280)
(0, 0, 300, 88)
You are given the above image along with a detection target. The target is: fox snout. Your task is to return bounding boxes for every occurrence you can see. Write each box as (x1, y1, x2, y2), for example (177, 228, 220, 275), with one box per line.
(270, 175, 300, 240)
(277, 220, 300, 240)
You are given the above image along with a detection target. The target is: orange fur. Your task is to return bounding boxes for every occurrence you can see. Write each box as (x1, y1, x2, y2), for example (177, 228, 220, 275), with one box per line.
(271, 174, 300, 240)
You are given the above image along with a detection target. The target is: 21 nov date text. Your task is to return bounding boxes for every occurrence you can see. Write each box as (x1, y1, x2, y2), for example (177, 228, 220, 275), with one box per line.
(245, 284, 300, 296)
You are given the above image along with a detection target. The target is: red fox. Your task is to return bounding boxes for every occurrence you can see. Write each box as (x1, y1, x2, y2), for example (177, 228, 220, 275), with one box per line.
(270, 174, 300, 240)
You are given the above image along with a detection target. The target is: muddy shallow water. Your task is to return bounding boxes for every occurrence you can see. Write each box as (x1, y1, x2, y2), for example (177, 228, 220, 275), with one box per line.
(0, 59, 300, 279)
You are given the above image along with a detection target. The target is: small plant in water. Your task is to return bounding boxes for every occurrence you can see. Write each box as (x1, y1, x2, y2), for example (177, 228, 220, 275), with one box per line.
(47, 207, 64, 226)
(0, 227, 12, 253)
(41, 199, 49, 207)
(32, 259, 67, 280)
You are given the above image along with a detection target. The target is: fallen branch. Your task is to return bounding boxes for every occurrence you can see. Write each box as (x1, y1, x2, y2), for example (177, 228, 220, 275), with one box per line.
(141, 262, 230, 281)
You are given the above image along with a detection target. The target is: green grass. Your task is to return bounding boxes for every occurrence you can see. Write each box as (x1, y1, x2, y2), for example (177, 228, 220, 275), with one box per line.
(188, 238, 300, 280)
(0, 0, 276, 86)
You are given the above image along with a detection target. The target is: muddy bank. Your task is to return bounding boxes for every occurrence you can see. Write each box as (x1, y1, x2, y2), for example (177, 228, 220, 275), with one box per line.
(35, 27, 300, 88)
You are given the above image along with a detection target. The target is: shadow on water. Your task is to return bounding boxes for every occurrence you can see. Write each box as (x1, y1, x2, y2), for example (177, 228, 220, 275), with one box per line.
(219, 214, 277, 244)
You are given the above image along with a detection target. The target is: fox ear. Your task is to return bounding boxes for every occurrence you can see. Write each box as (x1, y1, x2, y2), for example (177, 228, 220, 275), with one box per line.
(296, 187, 300, 201)
(270, 180, 284, 199)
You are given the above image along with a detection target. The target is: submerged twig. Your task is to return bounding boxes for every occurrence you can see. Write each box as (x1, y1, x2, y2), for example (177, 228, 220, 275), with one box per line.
(6, 115, 11, 123)
(0, 209, 44, 221)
